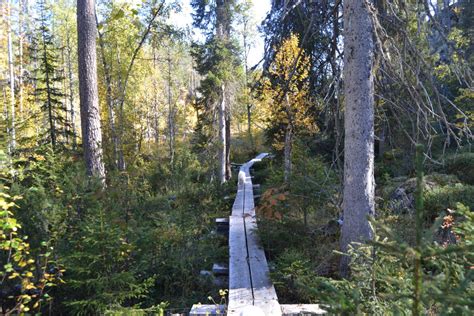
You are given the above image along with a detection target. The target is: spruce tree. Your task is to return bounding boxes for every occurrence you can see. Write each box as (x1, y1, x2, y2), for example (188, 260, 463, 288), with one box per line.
(191, 0, 242, 183)
(30, 0, 70, 150)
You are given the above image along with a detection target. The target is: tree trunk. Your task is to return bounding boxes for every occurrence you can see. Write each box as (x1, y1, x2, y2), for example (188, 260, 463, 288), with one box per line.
(225, 114, 231, 180)
(283, 123, 292, 183)
(77, 0, 106, 182)
(66, 31, 77, 148)
(243, 28, 253, 151)
(247, 104, 253, 149)
(153, 45, 160, 145)
(96, 18, 120, 170)
(7, 0, 16, 151)
(19, 0, 25, 114)
(167, 48, 175, 165)
(216, 0, 231, 184)
(340, 0, 376, 278)
(218, 85, 226, 184)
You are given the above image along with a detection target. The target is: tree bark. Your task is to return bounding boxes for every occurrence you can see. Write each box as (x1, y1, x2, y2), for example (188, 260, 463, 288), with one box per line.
(167, 47, 175, 165)
(340, 0, 376, 278)
(7, 0, 16, 151)
(18, 0, 25, 114)
(225, 113, 231, 180)
(215, 0, 231, 184)
(77, 0, 106, 182)
(66, 31, 77, 148)
(283, 123, 293, 184)
(218, 85, 226, 184)
(152, 44, 160, 145)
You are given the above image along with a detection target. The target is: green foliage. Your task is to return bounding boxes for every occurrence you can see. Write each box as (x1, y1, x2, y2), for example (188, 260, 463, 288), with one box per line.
(424, 183, 474, 220)
(446, 152, 474, 185)
(60, 211, 154, 315)
(29, 0, 71, 150)
(271, 249, 317, 303)
(0, 166, 61, 314)
(4, 147, 227, 314)
(311, 203, 474, 315)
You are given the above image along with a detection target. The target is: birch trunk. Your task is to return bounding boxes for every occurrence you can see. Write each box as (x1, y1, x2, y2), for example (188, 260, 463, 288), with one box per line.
(153, 45, 160, 145)
(97, 24, 120, 168)
(218, 85, 226, 184)
(77, 0, 106, 182)
(167, 49, 175, 164)
(7, 0, 16, 151)
(225, 114, 231, 180)
(283, 124, 292, 183)
(19, 0, 25, 114)
(340, 0, 376, 277)
(66, 32, 77, 148)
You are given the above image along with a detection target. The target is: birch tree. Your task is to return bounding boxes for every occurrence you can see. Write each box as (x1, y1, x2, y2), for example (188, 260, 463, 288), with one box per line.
(262, 34, 317, 183)
(340, 0, 376, 277)
(7, 0, 15, 151)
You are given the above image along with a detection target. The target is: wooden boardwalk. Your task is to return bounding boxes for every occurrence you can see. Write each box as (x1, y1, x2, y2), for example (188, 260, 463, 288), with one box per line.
(227, 153, 281, 316)
(191, 154, 326, 315)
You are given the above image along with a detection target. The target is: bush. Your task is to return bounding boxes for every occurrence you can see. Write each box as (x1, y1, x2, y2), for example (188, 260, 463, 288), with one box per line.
(271, 249, 318, 303)
(446, 152, 474, 185)
(424, 183, 474, 220)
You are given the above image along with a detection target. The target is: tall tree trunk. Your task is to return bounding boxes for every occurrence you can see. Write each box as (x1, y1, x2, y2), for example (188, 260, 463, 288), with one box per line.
(18, 0, 25, 114)
(247, 104, 253, 148)
(243, 27, 253, 150)
(61, 47, 69, 144)
(96, 18, 120, 170)
(340, 0, 376, 278)
(77, 0, 106, 182)
(283, 123, 292, 183)
(218, 85, 226, 184)
(66, 31, 77, 148)
(225, 113, 231, 180)
(215, 0, 231, 184)
(167, 48, 175, 164)
(153, 44, 160, 145)
(7, 0, 16, 151)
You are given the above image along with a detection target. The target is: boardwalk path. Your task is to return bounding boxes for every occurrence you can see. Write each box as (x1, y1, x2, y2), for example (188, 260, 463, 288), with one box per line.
(227, 153, 281, 316)
(190, 154, 326, 315)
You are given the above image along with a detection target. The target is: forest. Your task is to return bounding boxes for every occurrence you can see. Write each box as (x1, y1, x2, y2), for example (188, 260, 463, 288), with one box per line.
(0, 0, 473, 315)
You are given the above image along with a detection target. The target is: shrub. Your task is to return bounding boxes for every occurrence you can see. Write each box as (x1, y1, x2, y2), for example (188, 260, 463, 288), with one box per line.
(424, 183, 474, 220)
(446, 152, 474, 185)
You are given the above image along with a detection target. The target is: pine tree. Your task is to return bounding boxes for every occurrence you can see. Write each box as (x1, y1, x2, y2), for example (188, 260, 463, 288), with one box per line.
(77, 0, 106, 181)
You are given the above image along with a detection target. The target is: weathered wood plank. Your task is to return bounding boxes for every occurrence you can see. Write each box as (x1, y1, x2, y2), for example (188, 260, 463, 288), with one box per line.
(228, 153, 281, 315)
(245, 216, 281, 316)
(280, 304, 326, 315)
(228, 215, 253, 314)
(190, 304, 226, 315)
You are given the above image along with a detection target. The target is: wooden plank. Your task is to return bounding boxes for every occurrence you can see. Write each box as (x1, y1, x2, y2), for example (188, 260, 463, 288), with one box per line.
(280, 304, 326, 315)
(228, 153, 281, 316)
(190, 304, 226, 315)
(212, 263, 229, 275)
(245, 216, 281, 316)
(228, 215, 253, 315)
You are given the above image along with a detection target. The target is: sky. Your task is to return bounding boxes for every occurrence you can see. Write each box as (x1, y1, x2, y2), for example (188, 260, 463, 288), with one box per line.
(169, 0, 272, 68)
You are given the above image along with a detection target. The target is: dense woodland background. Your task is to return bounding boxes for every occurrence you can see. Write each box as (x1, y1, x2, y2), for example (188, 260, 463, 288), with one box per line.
(0, 0, 473, 314)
